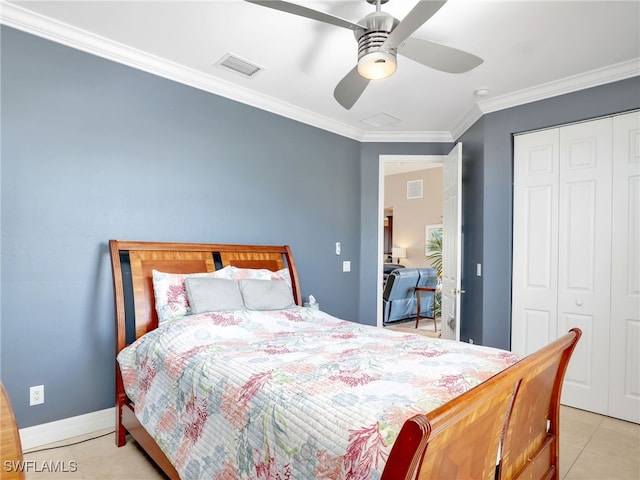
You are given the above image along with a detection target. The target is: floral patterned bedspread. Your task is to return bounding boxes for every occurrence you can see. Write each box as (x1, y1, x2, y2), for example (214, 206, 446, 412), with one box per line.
(117, 307, 519, 480)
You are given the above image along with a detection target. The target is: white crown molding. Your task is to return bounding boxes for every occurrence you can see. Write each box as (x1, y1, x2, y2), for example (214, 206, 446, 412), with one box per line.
(19, 407, 115, 450)
(2, 1, 637, 143)
(361, 130, 453, 143)
(450, 60, 640, 140)
(477, 59, 640, 114)
(450, 103, 484, 141)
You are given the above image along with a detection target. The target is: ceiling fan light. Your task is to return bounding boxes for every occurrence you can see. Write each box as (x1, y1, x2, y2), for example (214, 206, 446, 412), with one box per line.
(357, 51, 397, 80)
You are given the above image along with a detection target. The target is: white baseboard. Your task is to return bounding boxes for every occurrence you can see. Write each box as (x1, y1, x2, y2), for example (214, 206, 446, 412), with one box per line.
(19, 407, 115, 450)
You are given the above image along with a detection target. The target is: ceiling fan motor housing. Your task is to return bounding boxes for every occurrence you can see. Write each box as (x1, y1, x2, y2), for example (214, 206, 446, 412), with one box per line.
(355, 11, 399, 79)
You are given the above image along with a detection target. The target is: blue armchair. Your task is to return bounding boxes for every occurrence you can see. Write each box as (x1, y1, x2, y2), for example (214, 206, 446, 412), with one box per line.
(383, 267, 438, 325)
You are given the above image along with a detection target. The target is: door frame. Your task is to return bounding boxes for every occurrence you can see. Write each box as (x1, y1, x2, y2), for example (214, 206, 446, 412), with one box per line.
(377, 154, 445, 328)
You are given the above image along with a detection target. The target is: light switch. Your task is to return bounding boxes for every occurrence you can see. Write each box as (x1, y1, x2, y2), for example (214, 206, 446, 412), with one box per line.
(342, 261, 351, 272)
(477, 263, 482, 276)
(335, 242, 341, 255)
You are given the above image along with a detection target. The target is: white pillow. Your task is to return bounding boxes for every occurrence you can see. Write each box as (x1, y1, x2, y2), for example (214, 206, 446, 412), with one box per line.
(152, 270, 218, 323)
(238, 279, 295, 311)
(184, 277, 244, 313)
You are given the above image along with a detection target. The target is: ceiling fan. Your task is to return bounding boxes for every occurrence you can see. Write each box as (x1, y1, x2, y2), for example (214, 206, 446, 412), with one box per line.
(245, 0, 483, 109)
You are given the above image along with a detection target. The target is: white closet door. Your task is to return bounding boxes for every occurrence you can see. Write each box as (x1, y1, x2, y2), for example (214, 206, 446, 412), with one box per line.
(609, 111, 640, 423)
(512, 129, 560, 355)
(556, 118, 613, 414)
(513, 112, 638, 422)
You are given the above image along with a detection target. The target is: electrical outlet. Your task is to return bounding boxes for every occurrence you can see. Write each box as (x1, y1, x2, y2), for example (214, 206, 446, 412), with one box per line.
(30, 385, 44, 406)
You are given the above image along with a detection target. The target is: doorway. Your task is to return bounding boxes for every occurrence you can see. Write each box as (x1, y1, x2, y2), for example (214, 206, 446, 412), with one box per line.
(377, 154, 444, 327)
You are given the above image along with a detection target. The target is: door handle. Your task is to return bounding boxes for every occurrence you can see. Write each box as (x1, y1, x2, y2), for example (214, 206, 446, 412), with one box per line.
(451, 288, 466, 295)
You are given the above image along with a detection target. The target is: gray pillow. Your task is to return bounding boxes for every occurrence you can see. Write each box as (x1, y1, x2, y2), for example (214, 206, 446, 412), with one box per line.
(239, 279, 295, 310)
(184, 277, 244, 314)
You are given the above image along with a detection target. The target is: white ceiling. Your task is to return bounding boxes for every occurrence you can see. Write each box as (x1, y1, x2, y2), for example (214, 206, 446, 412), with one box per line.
(2, 0, 639, 142)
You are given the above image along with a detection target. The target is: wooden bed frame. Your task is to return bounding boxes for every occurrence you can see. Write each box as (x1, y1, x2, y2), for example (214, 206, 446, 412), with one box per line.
(109, 239, 580, 480)
(382, 328, 581, 480)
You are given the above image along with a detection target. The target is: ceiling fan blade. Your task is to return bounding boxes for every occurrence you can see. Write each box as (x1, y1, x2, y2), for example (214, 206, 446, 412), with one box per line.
(399, 37, 483, 73)
(385, 0, 447, 48)
(245, 0, 366, 31)
(334, 67, 371, 110)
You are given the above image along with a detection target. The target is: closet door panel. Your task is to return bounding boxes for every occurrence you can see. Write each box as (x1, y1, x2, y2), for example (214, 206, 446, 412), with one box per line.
(558, 312, 594, 386)
(609, 111, 640, 423)
(563, 181, 597, 291)
(558, 118, 612, 414)
(512, 129, 559, 355)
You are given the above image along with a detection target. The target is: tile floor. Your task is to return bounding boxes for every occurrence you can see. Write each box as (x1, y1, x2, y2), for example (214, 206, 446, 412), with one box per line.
(386, 317, 442, 337)
(21, 406, 639, 479)
(559, 406, 639, 479)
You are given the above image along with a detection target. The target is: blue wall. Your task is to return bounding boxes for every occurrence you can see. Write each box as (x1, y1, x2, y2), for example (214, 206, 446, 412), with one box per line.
(1, 26, 448, 429)
(0, 26, 367, 428)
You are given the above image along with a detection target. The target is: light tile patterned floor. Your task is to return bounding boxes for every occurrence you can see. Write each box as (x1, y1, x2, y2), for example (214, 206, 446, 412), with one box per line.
(22, 406, 639, 479)
(386, 317, 441, 337)
(560, 407, 640, 479)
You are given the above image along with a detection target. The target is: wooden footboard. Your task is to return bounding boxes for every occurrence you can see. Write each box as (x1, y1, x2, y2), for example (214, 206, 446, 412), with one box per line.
(382, 328, 581, 480)
(498, 329, 582, 480)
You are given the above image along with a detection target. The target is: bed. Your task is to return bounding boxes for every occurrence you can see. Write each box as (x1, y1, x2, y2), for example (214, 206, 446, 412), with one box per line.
(109, 240, 580, 480)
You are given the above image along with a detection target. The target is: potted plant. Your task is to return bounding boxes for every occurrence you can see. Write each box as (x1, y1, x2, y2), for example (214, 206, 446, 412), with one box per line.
(426, 232, 442, 318)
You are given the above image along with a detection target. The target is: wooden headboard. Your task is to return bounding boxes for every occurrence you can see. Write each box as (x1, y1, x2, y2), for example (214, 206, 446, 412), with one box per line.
(109, 240, 302, 354)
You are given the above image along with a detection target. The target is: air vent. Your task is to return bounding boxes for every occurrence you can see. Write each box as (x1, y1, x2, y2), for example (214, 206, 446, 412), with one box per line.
(361, 112, 400, 128)
(407, 179, 423, 199)
(216, 54, 263, 78)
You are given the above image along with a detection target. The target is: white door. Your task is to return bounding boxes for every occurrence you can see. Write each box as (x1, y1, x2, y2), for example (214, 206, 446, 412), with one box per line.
(513, 119, 612, 415)
(609, 111, 640, 423)
(557, 118, 612, 415)
(441, 143, 462, 341)
(512, 128, 560, 355)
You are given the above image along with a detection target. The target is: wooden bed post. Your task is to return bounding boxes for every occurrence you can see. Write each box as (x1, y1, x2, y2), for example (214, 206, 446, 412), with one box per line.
(109, 239, 128, 447)
(115, 364, 128, 448)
